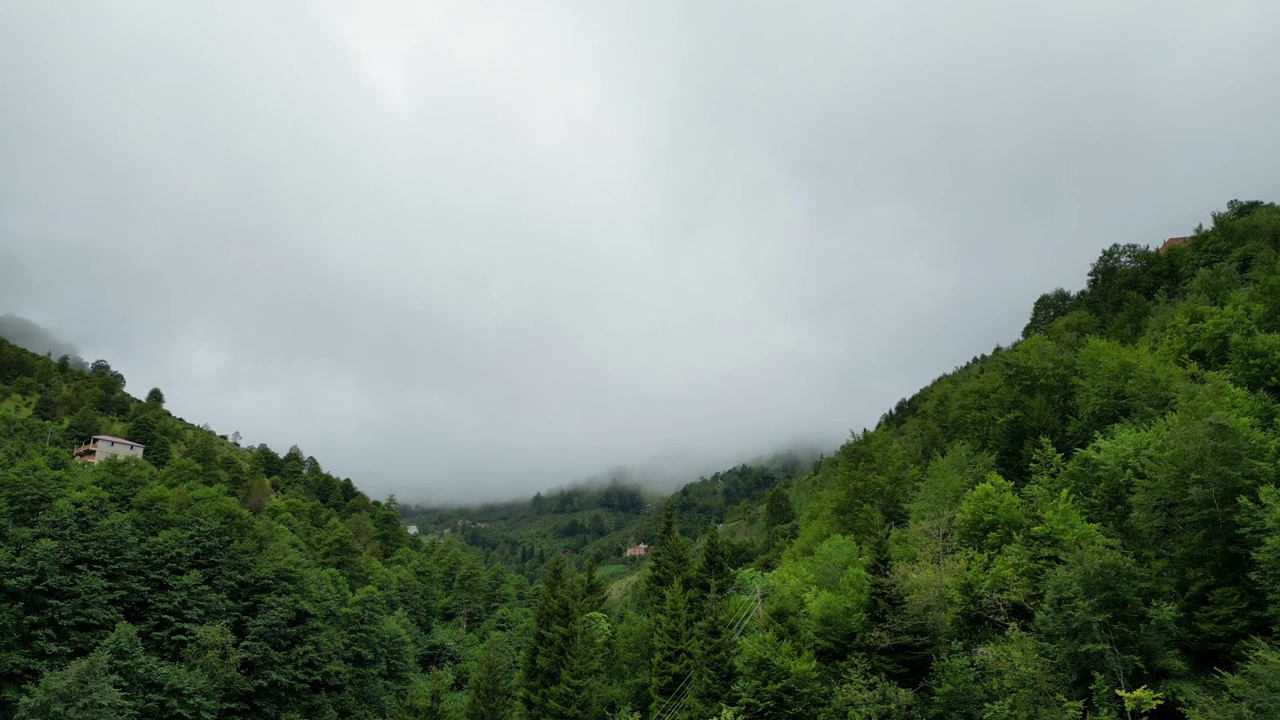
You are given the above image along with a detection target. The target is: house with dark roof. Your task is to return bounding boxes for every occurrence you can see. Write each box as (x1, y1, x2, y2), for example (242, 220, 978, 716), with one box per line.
(74, 435, 145, 464)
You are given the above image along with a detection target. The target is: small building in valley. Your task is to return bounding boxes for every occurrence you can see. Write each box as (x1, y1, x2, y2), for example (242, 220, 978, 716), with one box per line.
(74, 435, 145, 464)
(406, 525, 419, 535)
(624, 543, 650, 558)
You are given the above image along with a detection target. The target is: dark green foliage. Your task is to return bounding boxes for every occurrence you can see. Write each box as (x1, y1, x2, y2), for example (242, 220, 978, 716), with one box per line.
(1186, 640, 1280, 720)
(30, 393, 58, 422)
(518, 556, 609, 720)
(146, 440, 172, 469)
(126, 413, 160, 453)
(520, 556, 571, 716)
(0, 352, 530, 720)
(711, 200, 1280, 717)
(733, 631, 821, 720)
(14, 651, 133, 720)
(644, 510, 699, 717)
(695, 528, 734, 599)
(649, 577, 694, 718)
(603, 480, 646, 513)
(689, 531, 737, 717)
(464, 633, 514, 720)
(400, 456, 803, 584)
(401, 670, 455, 720)
(645, 509, 694, 605)
(666, 461, 794, 533)
(65, 406, 100, 443)
(1023, 288, 1080, 339)
(764, 487, 795, 528)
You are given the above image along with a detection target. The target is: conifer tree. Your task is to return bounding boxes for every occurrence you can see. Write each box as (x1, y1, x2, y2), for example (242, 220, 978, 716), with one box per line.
(546, 611, 610, 720)
(520, 555, 574, 719)
(690, 530, 737, 716)
(402, 670, 454, 720)
(519, 557, 613, 720)
(465, 633, 514, 720)
(573, 558, 608, 616)
(645, 508, 694, 607)
(15, 652, 133, 720)
(695, 528, 734, 598)
(764, 486, 796, 529)
(565, 561, 611, 719)
(650, 577, 695, 719)
(733, 630, 821, 720)
(647, 508, 699, 718)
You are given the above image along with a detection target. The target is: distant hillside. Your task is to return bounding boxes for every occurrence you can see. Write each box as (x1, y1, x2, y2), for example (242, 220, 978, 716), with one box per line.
(401, 450, 814, 583)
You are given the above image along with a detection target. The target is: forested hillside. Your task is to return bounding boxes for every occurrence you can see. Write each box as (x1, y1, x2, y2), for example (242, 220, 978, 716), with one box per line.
(0, 343, 532, 718)
(4, 199, 1280, 719)
(401, 452, 812, 583)
(720, 200, 1280, 719)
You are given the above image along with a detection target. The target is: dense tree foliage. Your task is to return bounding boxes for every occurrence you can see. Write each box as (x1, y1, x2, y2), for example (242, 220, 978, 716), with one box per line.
(4, 199, 1280, 718)
(400, 457, 806, 582)
(0, 353, 531, 719)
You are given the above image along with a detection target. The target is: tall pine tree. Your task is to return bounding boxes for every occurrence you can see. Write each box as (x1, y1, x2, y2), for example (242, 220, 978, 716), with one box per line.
(573, 559, 608, 617)
(647, 509, 698, 719)
(650, 578, 695, 719)
(543, 559, 610, 719)
(465, 633, 515, 720)
(545, 612, 609, 720)
(520, 555, 575, 719)
(520, 557, 611, 720)
(690, 530, 737, 717)
(644, 508, 695, 608)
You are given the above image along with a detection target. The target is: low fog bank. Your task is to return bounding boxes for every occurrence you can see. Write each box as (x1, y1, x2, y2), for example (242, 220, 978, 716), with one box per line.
(399, 444, 828, 512)
(0, 314, 88, 370)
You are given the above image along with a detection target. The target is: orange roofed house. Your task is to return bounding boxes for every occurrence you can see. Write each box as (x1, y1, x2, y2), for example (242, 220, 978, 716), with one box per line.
(74, 435, 145, 464)
(624, 543, 650, 558)
(1160, 236, 1191, 253)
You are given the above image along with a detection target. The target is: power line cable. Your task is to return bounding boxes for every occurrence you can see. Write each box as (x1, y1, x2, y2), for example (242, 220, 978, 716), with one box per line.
(655, 587, 761, 720)
(652, 594, 755, 720)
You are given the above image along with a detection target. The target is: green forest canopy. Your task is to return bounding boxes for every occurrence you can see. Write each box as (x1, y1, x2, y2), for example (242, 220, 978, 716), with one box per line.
(2, 199, 1280, 718)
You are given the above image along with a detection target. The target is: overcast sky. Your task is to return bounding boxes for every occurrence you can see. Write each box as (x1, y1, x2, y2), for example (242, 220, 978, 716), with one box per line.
(2, 2, 1278, 502)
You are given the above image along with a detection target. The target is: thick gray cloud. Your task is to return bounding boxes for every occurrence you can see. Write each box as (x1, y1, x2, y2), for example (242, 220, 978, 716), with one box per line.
(0, 314, 86, 369)
(2, 1, 1277, 502)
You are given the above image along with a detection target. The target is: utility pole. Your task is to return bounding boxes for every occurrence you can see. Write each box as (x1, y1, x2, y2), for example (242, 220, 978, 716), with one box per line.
(45, 428, 52, 446)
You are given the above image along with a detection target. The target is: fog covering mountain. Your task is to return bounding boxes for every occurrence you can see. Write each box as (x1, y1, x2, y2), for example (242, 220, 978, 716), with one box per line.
(0, 314, 88, 370)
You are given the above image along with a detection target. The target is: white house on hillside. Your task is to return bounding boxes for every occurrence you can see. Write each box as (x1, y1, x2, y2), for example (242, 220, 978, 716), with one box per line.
(74, 435, 145, 464)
